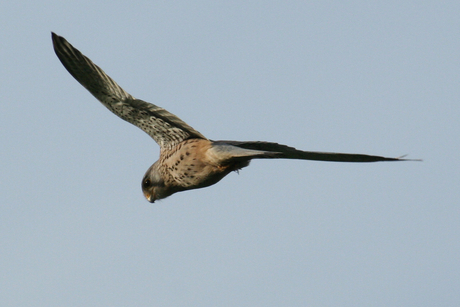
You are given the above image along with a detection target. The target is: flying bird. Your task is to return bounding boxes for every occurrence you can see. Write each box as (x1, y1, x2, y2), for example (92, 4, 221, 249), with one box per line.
(52, 32, 416, 203)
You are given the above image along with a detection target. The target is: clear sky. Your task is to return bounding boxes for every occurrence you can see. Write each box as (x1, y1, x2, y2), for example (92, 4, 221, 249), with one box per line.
(1, 1, 459, 306)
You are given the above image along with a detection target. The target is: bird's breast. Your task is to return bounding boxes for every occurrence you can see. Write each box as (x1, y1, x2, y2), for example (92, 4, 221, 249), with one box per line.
(161, 139, 232, 189)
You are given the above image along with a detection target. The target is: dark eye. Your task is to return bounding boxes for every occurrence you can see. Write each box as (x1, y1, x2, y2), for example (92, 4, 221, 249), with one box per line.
(143, 178, 151, 187)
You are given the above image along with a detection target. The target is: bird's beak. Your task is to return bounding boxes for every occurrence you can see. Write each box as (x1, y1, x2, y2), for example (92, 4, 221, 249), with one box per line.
(143, 190, 155, 203)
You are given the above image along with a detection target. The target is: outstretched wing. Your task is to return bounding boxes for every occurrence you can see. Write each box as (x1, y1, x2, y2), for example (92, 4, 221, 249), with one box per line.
(52, 33, 207, 150)
(214, 141, 419, 162)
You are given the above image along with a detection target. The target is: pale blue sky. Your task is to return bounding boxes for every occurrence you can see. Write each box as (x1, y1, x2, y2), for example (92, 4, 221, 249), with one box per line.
(1, 1, 459, 306)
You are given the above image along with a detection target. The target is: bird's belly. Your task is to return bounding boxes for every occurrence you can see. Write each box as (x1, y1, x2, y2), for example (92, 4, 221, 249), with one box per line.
(162, 139, 249, 191)
(166, 158, 231, 189)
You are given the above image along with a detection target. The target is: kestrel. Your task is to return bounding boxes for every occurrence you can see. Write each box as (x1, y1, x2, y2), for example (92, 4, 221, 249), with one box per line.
(52, 33, 416, 203)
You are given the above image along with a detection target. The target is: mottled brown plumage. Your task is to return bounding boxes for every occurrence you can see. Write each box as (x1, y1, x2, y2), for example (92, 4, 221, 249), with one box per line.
(52, 33, 417, 203)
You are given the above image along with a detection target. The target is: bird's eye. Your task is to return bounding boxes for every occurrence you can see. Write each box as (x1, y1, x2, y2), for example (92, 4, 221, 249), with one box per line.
(143, 179, 151, 187)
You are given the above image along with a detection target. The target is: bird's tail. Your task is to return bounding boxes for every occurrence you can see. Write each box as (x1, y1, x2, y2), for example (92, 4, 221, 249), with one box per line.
(208, 143, 280, 164)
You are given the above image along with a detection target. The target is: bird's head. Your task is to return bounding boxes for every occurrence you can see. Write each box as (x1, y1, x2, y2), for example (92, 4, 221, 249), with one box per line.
(141, 161, 175, 203)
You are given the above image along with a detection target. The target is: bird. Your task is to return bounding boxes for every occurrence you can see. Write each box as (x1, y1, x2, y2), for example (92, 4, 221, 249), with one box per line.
(52, 32, 417, 203)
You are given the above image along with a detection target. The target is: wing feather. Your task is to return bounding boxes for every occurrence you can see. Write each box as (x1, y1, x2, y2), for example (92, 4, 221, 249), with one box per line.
(213, 141, 419, 162)
(52, 33, 206, 150)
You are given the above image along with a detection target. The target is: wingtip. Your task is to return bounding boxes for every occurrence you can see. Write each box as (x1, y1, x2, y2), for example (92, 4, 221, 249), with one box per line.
(51, 32, 61, 49)
(51, 32, 67, 46)
(395, 155, 423, 162)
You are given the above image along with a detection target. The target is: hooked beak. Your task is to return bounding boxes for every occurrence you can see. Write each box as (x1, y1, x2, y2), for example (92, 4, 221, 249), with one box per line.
(143, 190, 156, 203)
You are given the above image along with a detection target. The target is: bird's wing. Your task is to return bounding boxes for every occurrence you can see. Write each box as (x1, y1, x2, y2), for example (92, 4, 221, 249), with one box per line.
(52, 33, 207, 150)
(213, 141, 419, 162)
